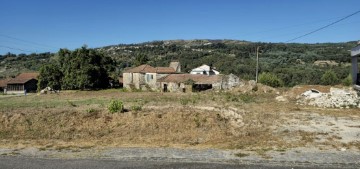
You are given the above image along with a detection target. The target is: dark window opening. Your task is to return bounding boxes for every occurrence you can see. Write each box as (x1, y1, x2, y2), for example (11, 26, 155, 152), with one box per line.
(192, 84, 212, 92)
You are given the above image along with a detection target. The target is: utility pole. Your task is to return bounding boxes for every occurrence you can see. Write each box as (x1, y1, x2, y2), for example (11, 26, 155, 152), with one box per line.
(255, 46, 260, 83)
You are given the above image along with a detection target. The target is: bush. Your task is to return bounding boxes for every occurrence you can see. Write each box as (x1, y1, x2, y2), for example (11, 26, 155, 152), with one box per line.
(108, 100, 124, 113)
(342, 74, 352, 86)
(321, 70, 339, 85)
(258, 72, 284, 88)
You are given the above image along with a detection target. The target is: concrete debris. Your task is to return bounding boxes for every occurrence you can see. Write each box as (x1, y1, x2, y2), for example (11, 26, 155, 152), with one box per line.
(39, 87, 59, 94)
(297, 87, 359, 108)
(300, 89, 323, 99)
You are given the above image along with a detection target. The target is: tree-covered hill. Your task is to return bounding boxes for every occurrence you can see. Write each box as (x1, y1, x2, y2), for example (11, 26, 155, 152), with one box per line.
(98, 39, 357, 86)
(0, 39, 358, 87)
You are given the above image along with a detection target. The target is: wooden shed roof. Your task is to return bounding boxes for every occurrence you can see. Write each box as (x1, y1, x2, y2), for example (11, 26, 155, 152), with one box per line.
(7, 72, 39, 84)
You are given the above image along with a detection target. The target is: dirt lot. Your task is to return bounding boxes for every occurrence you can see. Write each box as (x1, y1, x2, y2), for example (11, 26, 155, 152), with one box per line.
(0, 87, 359, 155)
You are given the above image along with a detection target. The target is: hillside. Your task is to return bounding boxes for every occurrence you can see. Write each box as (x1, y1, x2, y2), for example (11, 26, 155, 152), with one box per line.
(0, 39, 357, 86)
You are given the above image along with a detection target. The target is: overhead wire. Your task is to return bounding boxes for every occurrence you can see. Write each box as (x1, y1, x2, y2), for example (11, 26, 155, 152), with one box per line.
(285, 10, 360, 43)
(0, 45, 35, 53)
(0, 34, 57, 49)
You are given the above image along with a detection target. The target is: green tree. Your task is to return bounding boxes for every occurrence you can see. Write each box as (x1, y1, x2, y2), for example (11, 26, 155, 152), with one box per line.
(37, 63, 63, 91)
(321, 70, 339, 85)
(134, 54, 149, 66)
(61, 46, 115, 90)
(258, 72, 284, 88)
(39, 46, 116, 90)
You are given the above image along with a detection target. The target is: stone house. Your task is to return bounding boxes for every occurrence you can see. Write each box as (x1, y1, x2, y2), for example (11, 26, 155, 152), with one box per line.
(158, 73, 241, 92)
(6, 72, 39, 94)
(123, 62, 181, 90)
(190, 64, 220, 75)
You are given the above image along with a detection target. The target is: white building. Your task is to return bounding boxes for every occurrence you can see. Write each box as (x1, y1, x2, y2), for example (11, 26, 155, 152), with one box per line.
(190, 64, 220, 75)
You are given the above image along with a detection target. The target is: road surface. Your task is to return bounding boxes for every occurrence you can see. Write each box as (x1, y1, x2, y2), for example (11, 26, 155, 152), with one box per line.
(0, 156, 357, 169)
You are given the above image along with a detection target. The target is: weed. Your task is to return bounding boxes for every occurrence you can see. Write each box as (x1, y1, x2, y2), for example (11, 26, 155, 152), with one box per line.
(119, 88, 128, 92)
(38, 147, 47, 151)
(180, 98, 190, 105)
(239, 94, 255, 103)
(67, 100, 77, 107)
(193, 113, 201, 127)
(180, 96, 198, 105)
(108, 100, 124, 113)
(224, 92, 255, 103)
(86, 108, 96, 114)
(194, 118, 201, 127)
(234, 152, 249, 158)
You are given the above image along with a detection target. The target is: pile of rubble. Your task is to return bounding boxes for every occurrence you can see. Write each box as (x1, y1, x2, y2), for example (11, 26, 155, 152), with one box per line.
(297, 87, 360, 108)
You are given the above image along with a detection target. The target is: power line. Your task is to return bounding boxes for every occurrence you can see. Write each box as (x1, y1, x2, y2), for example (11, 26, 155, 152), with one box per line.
(0, 45, 35, 53)
(242, 16, 342, 37)
(0, 34, 57, 49)
(285, 10, 360, 43)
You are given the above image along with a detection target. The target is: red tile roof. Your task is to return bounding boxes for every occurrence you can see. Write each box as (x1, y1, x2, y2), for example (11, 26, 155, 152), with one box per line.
(155, 67, 176, 74)
(124, 65, 176, 73)
(7, 72, 39, 84)
(0, 79, 9, 87)
(123, 64, 156, 73)
(158, 74, 221, 84)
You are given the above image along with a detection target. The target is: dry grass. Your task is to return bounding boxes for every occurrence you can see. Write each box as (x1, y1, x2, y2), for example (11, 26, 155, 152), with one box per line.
(0, 88, 359, 153)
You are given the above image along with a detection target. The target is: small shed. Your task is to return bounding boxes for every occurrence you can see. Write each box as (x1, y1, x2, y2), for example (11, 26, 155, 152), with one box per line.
(6, 73, 39, 94)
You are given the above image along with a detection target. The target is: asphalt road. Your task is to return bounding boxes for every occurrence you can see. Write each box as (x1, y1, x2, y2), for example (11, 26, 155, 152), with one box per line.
(0, 157, 356, 169)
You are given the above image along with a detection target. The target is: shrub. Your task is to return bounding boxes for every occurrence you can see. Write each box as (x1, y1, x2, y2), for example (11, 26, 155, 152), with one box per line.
(258, 72, 284, 88)
(108, 100, 124, 113)
(321, 70, 339, 85)
(342, 74, 352, 86)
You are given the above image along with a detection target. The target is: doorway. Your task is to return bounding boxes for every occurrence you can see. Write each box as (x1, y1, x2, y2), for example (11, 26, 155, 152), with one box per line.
(163, 84, 168, 92)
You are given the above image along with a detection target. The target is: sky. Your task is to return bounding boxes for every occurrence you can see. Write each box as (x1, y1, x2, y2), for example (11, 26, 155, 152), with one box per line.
(1, 0, 360, 54)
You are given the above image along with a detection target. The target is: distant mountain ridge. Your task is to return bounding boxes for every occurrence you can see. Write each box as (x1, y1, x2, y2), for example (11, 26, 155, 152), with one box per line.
(0, 39, 357, 86)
